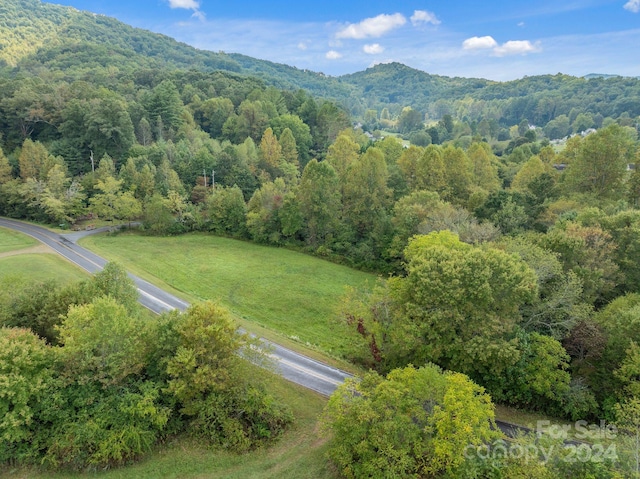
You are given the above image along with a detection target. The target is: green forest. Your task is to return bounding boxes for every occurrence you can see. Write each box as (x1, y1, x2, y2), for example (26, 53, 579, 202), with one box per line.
(2, 0, 640, 477)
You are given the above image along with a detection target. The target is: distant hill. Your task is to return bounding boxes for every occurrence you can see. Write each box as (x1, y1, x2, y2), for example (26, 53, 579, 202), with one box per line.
(340, 62, 491, 103)
(0, 0, 354, 98)
(583, 73, 621, 79)
(0, 0, 242, 72)
(1, 0, 640, 127)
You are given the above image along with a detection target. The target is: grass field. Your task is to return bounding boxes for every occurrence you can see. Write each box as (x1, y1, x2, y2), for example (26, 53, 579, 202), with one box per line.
(79, 232, 375, 357)
(0, 370, 337, 479)
(0, 253, 88, 284)
(0, 226, 37, 253)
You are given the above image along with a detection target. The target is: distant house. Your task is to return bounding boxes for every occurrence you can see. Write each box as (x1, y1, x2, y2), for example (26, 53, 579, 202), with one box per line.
(552, 163, 636, 173)
(580, 128, 597, 137)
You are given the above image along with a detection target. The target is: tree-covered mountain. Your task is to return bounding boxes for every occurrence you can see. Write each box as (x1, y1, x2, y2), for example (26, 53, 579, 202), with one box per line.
(2, 0, 640, 132)
(0, 0, 353, 99)
(341, 62, 640, 130)
(0, 0, 242, 71)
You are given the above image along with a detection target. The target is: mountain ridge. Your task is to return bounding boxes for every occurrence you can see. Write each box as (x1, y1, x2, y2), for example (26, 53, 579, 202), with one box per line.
(1, 0, 640, 127)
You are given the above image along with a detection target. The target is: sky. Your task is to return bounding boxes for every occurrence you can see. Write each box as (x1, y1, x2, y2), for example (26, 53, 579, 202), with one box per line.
(43, 0, 640, 81)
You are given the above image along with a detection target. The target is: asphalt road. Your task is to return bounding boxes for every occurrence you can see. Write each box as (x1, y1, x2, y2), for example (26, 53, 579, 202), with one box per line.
(1, 218, 556, 441)
(0, 217, 352, 396)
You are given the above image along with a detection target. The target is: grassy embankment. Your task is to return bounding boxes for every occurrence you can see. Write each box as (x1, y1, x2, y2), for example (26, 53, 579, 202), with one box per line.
(79, 232, 376, 362)
(0, 227, 87, 284)
(0, 226, 37, 253)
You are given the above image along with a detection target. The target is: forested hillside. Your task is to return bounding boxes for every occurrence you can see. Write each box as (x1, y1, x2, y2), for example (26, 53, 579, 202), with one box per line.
(0, 0, 241, 71)
(2, 0, 640, 135)
(0, 0, 352, 98)
(343, 63, 640, 132)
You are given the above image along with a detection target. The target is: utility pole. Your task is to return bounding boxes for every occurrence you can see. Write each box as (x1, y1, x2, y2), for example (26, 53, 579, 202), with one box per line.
(90, 150, 95, 173)
(203, 168, 207, 188)
(211, 169, 215, 190)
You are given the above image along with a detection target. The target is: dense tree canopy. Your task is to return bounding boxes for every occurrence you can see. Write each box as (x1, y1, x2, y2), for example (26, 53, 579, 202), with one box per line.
(0, 268, 292, 470)
(321, 364, 497, 479)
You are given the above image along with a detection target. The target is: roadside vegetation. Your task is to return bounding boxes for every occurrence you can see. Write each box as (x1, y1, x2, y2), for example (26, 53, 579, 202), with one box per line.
(79, 232, 373, 355)
(0, 262, 299, 473)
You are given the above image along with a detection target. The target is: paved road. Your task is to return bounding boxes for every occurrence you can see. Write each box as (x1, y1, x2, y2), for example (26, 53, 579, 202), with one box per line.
(0, 217, 352, 396)
(1, 218, 556, 441)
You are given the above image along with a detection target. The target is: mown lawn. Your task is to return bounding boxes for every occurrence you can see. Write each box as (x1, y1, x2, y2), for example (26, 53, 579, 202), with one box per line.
(80, 232, 375, 356)
(0, 226, 37, 253)
(0, 370, 337, 479)
(0, 254, 88, 284)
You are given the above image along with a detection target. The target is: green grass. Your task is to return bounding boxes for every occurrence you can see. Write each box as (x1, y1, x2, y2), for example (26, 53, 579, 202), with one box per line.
(0, 254, 88, 284)
(0, 227, 38, 253)
(79, 232, 375, 357)
(0, 370, 337, 479)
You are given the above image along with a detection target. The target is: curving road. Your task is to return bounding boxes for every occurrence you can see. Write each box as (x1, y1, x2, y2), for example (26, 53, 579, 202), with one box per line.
(1, 217, 555, 442)
(0, 217, 352, 397)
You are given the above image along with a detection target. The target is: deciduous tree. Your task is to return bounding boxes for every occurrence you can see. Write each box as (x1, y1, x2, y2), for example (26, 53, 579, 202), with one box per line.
(56, 296, 149, 386)
(321, 364, 497, 479)
(564, 124, 635, 199)
(388, 232, 537, 378)
(0, 327, 54, 462)
(297, 159, 341, 246)
(342, 147, 391, 239)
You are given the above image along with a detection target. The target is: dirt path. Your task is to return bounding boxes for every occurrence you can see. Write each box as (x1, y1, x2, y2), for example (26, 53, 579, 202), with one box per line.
(0, 244, 54, 259)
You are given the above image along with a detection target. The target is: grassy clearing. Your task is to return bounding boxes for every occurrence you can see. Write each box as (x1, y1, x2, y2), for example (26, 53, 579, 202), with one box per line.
(0, 370, 336, 479)
(0, 227, 37, 253)
(79, 232, 375, 357)
(0, 254, 88, 284)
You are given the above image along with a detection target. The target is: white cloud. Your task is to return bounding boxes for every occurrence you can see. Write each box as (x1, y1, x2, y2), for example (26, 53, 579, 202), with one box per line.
(493, 40, 541, 56)
(410, 10, 441, 26)
(326, 50, 343, 60)
(363, 43, 384, 54)
(624, 0, 640, 12)
(336, 13, 406, 39)
(298, 42, 308, 50)
(462, 36, 498, 50)
(167, 0, 204, 19)
(518, 22, 525, 27)
(168, 0, 199, 9)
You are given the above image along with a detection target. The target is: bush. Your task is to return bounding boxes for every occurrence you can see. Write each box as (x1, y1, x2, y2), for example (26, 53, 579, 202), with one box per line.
(42, 381, 170, 470)
(0, 328, 55, 463)
(165, 302, 293, 451)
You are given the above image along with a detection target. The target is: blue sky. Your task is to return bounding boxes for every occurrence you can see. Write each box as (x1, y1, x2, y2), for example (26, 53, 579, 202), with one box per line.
(44, 0, 640, 80)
